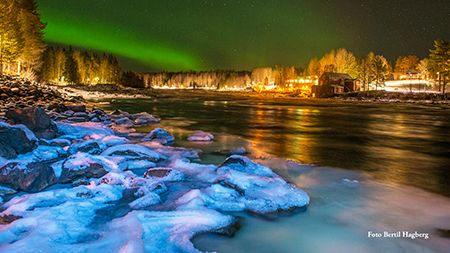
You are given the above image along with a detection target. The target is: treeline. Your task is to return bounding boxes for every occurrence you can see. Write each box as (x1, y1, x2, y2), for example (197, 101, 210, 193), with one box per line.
(140, 71, 252, 89)
(40, 47, 122, 85)
(305, 42, 449, 91)
(0, 0, 46, 79)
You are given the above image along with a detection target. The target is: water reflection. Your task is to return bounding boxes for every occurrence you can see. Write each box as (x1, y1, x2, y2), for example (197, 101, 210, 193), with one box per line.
(103, 98, 450, 196)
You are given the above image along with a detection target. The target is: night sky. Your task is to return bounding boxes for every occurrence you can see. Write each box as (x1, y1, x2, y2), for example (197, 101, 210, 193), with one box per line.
(37, 0, 450, 72)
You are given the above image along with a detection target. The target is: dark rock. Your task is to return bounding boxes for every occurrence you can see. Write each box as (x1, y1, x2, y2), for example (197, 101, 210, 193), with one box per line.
(73, 112, 88, 118)
(47, 103, 68, 113)
(0, 123, 36, 158)
(0, 214, 22, 225)
(0, 145, 17, 159)
(143, 128, 174, 145)
(67, 116, 88, 122)
(68, 140, 103, 155)
(115, 117, 134, 125)
(144, 168, 172, 178)
(59, 155, 108, 183)
(65, 104, 86, 112)
(6, 107, 57, 139)
(0, 162, 56, 192)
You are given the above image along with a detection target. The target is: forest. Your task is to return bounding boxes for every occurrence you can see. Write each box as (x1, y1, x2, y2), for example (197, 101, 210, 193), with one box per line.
(0, 0, 448, 92)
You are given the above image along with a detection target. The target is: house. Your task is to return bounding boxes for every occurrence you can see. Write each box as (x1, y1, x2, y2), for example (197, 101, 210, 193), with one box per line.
(312, 72, 356, 97)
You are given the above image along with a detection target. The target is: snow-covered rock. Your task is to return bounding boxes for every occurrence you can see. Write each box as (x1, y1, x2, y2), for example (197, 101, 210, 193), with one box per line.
(0, 122, 37, 158)
(143, 128, 174, 145)
(57, 122, 113, 139)
(94, 209, 234, 253)
(0, 184, 123, 252)
(59, 153, 115, 183)
(101, 144, 165, 162)
(68, 140, 106, 155)
(144, 167, 185, 182)
(134, 112, 160, 125)
(187, 131, 214, 142)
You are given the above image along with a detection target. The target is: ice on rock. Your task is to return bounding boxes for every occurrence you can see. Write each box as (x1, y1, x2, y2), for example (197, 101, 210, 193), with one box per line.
(58, 153, 119, 183)
(101, 144, 165, 162)
(19, 145, 67, 163)
(217, 155, 275, 177)
(92, 209, 234, 253)
(0, 184, 123, 253)
(140, 141, 201, 161)
(68, 139, 107, 155)
(176, 185, 246, 212)
(56, 122, 113, 139)
(129, 192, 161, 209)
(133, 112, 160, 125)
(119, 159, 156, 171)
(187, 131, 214, 142)
(169, 158, 218, 183)
(143, 128, 175, 145)
(144, 167, 186, 182)
(47, 138, 72, 147)
(99, 135, 129, 147)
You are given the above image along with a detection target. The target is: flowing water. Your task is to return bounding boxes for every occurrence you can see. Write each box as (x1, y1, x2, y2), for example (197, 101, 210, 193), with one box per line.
(98, 96, 450, 253)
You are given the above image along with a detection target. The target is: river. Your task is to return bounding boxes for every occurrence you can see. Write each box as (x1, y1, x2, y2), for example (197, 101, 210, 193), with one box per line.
(98, 96, 450, 253)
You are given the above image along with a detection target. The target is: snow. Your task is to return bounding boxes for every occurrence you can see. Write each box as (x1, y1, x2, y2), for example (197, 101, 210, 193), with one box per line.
(129, 192, 161, 209)
(99, 135, 129, 147)
(57, 122, 113, 139)
(101, 144, 165, 162)
(143, 128, 175, 145)
(94, 210, 234, 253)
(0, 184, 123, 252)
(0, 120, 310, 252)
(63, 152, 120, 173)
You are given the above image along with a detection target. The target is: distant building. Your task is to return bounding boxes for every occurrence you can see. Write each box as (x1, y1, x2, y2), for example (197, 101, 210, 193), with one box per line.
(312, 72, 357, 97)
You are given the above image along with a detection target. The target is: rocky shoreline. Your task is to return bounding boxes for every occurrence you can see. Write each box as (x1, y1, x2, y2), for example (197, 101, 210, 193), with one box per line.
(0, 76, 309, 252)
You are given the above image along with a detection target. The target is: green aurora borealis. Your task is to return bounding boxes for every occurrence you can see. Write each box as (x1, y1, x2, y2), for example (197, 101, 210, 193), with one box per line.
(37, 0, 450, 71)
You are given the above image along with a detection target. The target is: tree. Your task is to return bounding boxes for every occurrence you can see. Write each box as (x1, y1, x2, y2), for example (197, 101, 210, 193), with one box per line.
(372, 55, 391, 90)
(317, 48, 359, 78)
(53, 48, 66, 82)
(429, 39, 450, 94)
(0, 1, 23, 75)
(417, 58, 430, 80)
(306, 58, 320, 78)
(334, 48, 359, 78)
(16, 0, 46, 76)
(63, 47, 78, 84)
(360, 52, 376, 93)
(394, 55, 419, 74)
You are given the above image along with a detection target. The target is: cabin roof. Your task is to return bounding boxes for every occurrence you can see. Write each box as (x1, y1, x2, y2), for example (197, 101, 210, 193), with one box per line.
(320, 72, 354, 81)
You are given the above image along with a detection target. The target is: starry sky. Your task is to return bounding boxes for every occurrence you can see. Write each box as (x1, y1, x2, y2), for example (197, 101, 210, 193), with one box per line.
(37, 0, 450, 72)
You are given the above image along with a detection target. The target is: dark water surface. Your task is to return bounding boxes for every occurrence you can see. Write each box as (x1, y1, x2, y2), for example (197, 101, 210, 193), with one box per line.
(102, 97, 450, 197)
(97, 96, 450, 253)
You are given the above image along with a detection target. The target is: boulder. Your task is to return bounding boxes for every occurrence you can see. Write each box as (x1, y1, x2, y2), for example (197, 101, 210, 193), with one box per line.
(0, 162, 56, 192)
(101, 144, 164, 162)
(143, 128, 174, 145)
(187, 131, 214, 142)
(6, 107, 57, 139)
(0, 122, 37, 158)
(144, 168, 172, 178)
(65, 104, 86, 112)
(134, 113, 160, 125)
(68, 140, 104, 155)
(59, 154, 109, 183)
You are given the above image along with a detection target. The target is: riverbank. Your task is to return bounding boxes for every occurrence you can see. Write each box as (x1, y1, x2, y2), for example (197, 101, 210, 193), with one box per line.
(48, 81, 450, 106)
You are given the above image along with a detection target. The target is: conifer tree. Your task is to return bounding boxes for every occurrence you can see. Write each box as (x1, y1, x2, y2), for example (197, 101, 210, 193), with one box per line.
(0, 0, 23, 75)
